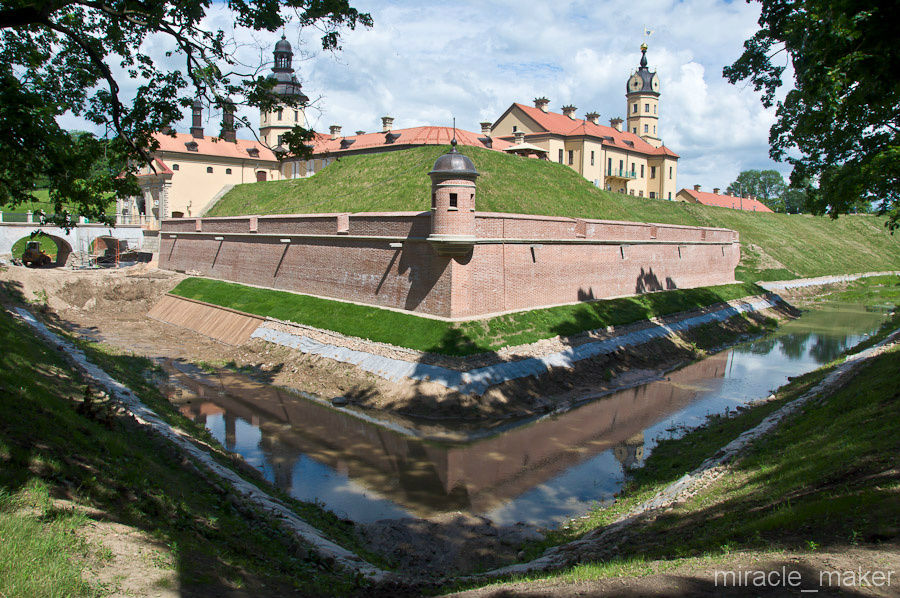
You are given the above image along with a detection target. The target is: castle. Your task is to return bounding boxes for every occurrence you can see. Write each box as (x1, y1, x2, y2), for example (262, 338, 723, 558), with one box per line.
(123, 39, 682, 226)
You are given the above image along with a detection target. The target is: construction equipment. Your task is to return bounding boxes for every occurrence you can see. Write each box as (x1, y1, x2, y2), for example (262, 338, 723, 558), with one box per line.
(22, 241, 52, 267)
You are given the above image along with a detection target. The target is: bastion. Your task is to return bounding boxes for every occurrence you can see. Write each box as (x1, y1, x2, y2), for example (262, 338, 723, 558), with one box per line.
(158, 142, 740, 319)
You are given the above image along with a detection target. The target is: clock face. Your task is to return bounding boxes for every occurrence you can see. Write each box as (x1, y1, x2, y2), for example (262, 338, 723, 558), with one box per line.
(651, 73, 660, 92)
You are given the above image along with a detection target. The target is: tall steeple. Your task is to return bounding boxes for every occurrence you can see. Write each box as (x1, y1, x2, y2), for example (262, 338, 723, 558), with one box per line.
(259, 35, 309, 149)
(626, 43, 662, 148)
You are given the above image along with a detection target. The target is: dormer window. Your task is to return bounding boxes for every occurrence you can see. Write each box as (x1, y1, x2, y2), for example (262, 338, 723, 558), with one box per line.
(206, 167, 213, 173)
(185, 141, 199, 152)
(172, 164, 179, 171)
(247, 148, 260, 158)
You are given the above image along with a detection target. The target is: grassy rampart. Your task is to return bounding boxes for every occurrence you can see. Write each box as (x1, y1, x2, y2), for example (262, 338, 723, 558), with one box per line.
(170, 277, 764, 355)
(209, 145, 900, 281)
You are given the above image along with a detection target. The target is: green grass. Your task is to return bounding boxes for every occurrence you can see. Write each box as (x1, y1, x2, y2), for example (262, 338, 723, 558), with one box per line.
(10, 232, 59, 259)
(208, 145, 900, 281)
(0, 305, 368, 596)
(1, 188, 116, 216)
(170, 277, 764, 355)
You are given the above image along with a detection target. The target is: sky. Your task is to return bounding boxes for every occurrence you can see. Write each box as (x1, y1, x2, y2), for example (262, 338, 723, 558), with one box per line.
(60, 0, 792, 192)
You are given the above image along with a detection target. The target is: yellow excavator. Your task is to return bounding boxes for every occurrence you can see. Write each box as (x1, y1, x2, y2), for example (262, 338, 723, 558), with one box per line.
(21, 241, 52, 267)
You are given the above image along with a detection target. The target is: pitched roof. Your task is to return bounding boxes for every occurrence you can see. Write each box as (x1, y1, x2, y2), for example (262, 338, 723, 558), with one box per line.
(506, 103, 679, 158)
(679, 188, 774, 212)
(152, 132, 278, 161)
(309, 126, 513, 156)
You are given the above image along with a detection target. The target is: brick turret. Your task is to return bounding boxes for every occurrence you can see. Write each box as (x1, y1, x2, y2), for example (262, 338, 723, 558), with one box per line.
(427, 138, 478, 256)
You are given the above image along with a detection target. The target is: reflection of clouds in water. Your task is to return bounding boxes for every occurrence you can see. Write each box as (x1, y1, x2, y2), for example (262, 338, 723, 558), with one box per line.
(486, 451, 623, 527)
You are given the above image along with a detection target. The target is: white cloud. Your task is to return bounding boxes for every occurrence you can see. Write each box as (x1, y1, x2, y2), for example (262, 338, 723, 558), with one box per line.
(57, 0, 793, 190)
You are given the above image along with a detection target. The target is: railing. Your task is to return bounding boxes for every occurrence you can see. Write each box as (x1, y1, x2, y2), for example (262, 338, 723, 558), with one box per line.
(606, 168, 637, 179)
(0, 210, 106, 225)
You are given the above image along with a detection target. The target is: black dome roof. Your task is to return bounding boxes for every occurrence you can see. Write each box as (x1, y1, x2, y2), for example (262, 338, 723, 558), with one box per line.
(274, 35, 292, 53)
(429, 141, 478, 178)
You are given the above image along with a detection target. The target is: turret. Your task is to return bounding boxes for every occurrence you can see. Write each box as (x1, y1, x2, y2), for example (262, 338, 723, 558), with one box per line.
(427, 137, 478, 256)
(259, 35, 309, 148)
(626, 43, 662, 147)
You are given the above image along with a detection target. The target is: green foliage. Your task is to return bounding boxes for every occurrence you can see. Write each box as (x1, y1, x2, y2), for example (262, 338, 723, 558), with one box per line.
(10, 233, 58, 259)
(0, 1, 372, 225)
(210, 145, 900, 281)
(725, 169, 787, 211)
(724, 1, 900, 228)
(171, 277, 762, 355)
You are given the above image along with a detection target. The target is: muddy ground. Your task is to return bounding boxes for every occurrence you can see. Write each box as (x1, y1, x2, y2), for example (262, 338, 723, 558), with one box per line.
(0, 263, 793, 425)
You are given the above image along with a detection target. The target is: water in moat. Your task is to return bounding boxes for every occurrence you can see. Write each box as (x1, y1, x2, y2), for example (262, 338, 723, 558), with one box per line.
(164, 303, 888, 527)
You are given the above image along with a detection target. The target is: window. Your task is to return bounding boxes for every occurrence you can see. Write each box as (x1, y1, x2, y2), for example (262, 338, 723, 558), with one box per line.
(653, 104, 657, 114)
(639, 190, 643, 197)
(294, 110, 298, 122)
(668, 192, 672, 200)
(206, 166, 213, 173)
(650, 166, 656, 179)
(633, 127, 637, 134)
(644, 124, 649, 133)
(226, 168, 232, 174)
(649, 192, 656, 198)
(669, 166, 673, 179)
(640, 164, 644, 178)
(631, 162, 635, 175)
(512, 125, 517, 132)
(172, 164, 179, 171)
(590, 151, 594, 166)
(567, 150, 573, 165)
(644, 103, 649, 112)
(632, 103, 638, 113)
(558, 149, 563, 163)
(630, 189, 635, 195)
(653, 125, 656, 134)
(619, 159, 624, 171)
(277, 134, 283, 146)
(607, 157, 612, 174)
(431, 192, 436, 209)
(449, 193, 457, 208)
(277, 108, 283, 121)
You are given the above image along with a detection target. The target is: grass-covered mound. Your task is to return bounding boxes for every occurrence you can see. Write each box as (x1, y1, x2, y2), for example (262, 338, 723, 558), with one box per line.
(208, 145, 900, 281)
(171, 277, 763, 355)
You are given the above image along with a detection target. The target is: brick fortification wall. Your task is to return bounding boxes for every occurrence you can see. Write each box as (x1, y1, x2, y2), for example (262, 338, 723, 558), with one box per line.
(158, 212, 740, 319)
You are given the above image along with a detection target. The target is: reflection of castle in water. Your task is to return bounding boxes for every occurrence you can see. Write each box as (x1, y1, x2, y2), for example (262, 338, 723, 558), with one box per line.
(169, 352, 729, 518)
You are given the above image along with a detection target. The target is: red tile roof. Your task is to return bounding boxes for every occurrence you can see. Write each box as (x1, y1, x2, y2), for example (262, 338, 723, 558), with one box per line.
(508, 103, 679, 158)
(152, 132, 278, 161)
(679, 188, 774, 212)
(135, 157, 174, 177)
(309, 126, 512, 155)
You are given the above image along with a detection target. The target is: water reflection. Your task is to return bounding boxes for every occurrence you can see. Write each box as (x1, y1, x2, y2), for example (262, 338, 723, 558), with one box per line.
(165, 304, 885, 527)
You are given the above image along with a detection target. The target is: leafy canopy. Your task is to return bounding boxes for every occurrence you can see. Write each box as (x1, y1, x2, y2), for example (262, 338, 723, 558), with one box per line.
(724, 0, 899, 228)
(0, 0, 371, 225)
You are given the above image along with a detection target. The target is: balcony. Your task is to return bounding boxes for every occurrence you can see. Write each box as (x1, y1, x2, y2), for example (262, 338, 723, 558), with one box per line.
(606, 168, 637, 180)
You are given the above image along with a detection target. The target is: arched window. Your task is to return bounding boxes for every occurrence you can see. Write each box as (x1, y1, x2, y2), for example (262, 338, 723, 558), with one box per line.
(206, 166, 213, 173)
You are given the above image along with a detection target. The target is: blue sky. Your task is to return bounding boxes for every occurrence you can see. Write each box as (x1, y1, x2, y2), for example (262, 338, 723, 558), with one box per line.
(60, 0, 792, 192)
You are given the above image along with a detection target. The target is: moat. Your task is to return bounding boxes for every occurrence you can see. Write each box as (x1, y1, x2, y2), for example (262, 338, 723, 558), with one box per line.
(164, 303, 886, 527)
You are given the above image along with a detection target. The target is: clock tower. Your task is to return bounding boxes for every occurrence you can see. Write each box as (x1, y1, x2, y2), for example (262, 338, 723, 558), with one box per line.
(626, 43, 662, 148)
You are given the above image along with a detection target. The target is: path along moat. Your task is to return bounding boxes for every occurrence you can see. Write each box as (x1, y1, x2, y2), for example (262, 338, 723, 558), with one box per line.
(164, 303, 888, 528)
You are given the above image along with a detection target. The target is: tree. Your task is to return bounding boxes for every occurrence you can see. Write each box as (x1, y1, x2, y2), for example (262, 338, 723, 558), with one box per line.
(726, 169, 787, 211)
(0, 1, 371, 225)
(724, 0, 900, 229)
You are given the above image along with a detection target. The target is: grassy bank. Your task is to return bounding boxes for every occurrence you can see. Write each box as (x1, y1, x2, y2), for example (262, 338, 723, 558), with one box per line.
(0, 306, 369, 596)
(170, 277, 764, 355)
(207, 145, 900, 282)
(470, 277, 900, 591)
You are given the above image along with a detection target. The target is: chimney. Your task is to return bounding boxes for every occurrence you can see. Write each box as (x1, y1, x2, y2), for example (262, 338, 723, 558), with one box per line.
(693, 184, 701, 191)
(533, 97, 550, 112)
(562, 105, 577, 119)
(381, 116, 394, 132)
(514, 130, 526, 144)
(329, 125, 342, 140)
(585, 111, 600, 125)
(480, 121, 492, 136)
(220, 100, 236, 142)
(190, 98, 204, 139)
(355, 130, 366, 136)
(713, 187, 720, 195)
(609, 117, 623, 132)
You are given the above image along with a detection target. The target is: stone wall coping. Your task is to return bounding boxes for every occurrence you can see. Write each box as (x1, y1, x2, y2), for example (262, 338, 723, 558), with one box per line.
(473, 211, 734, 232)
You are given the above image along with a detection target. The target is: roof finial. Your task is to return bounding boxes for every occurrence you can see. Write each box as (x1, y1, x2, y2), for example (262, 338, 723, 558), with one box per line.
(450, 117, 458, 152)
(640, 43, 648, 68)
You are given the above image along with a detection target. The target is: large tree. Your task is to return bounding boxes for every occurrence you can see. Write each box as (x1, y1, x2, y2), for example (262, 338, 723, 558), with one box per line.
(726, 169, 787, 210)
(724, 0, 899, 229)
(0, 0, 371, 225)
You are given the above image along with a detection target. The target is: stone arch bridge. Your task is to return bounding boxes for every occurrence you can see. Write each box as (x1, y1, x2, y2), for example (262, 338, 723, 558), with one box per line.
(0, 222, 145, 265)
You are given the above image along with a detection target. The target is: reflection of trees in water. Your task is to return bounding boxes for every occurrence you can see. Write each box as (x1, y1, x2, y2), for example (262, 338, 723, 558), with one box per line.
(809, 335, 850, 364)
(778, 333, 810, 360)
(742, 331, 857, 364)
(745, 338, 778, 355)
